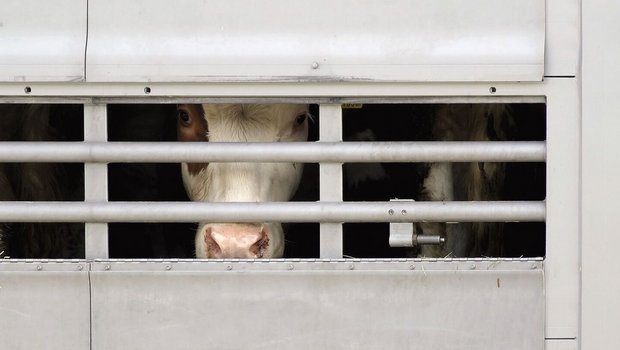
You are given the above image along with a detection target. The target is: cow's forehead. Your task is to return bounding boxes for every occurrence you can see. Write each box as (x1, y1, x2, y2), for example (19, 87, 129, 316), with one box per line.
(201, 104, 307, 122)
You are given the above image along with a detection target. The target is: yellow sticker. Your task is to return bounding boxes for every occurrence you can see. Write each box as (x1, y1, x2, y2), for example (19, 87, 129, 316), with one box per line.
(342, 104, 363, 109)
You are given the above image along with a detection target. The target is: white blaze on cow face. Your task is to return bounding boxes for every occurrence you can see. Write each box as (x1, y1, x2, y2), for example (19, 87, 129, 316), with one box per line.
(177, 104, 310, 258)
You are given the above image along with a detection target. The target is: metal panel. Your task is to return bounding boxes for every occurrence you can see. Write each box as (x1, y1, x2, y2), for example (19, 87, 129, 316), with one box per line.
(581, 0, 620, 349)
(0, 261, 90, 350)
(544, 79, 580, 339)
(90, 260, 544, 350)
(0, 0, 86, 82)
(86, 0, 544, 82)
(544, 0, 580, 76)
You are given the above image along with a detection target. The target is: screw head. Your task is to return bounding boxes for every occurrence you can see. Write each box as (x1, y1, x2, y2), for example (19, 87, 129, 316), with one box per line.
(104, 265, 111, 271)
(36, 265, 42, 271)
(165, 265, 172, 271)
(311, 62, 319, 69)
(226, 265, 233, 271)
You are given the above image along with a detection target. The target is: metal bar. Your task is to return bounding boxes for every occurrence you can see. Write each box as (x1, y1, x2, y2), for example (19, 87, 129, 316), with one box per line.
(319, 104, 344, 258)
(0, 201, 545, 223)
(83, 104, 109, 259)
(0, 141, 546, 163)
(0, 81, 547, 98)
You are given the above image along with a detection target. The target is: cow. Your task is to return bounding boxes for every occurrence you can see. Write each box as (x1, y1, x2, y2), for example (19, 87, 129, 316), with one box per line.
(176, 104, 310, 258)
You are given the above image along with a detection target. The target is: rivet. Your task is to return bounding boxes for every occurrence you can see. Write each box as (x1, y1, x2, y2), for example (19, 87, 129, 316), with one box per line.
(104, 264, 111, 271)
(388, 209, 394, 216)
(311, 62, 319, 69)
(401, 209, 407, 215)
(349, 264, 355, 270)
(489, 86, 497, 94)
(36, 265, 42, 271)
(470, 264, 476, 270)
(226, 265, 233, 271)
(530, 263, 537, 270)
(409, 265, 416, 270)
(24, 86, 32, 94)
(165, 265, 172, 271)
(288, 264, 294, 270)
(144, 87, 151, 94)
(77, 265, 83, 271)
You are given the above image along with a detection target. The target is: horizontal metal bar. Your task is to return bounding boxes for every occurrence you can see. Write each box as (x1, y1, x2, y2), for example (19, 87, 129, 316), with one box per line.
(0, 81, 548, 98)
(0, 201, 545, 223)
(0, 96, 546, 104)
(0, 141, 546, 163)
(0, 259, 544, 271)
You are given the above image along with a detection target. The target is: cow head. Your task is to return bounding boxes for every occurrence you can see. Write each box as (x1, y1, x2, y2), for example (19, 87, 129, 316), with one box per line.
(177, 104, 310, 258)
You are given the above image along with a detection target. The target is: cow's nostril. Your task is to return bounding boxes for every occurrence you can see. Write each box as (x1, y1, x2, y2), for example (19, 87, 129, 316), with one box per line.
(204, 227, 222, 257)
(249, 230, 269, 258)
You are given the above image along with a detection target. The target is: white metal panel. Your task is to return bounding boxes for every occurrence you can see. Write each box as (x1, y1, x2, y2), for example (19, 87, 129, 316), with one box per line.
(544, 0, 580, 77)
(90, 260, 544, 350)
(86, 0, 545, 82)
(0, 0, 86, 82)
(581, 0, 620, 349)
(545, 78, 580, 339)
(0, 261, 90, 350)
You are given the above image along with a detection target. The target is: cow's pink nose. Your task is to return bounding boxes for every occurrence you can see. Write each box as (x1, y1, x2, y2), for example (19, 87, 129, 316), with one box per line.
(205, 224, 269, 258)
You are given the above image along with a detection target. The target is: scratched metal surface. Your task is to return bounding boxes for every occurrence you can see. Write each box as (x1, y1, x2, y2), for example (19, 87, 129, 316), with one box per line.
(90, 260, 543, 350)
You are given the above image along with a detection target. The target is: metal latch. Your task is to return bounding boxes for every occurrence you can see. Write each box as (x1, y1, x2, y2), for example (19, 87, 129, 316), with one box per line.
(388, 199, 445, 248)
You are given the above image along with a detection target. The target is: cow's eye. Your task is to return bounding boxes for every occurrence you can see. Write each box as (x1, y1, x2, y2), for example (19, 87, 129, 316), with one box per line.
(178, 110, 191, 126)
(295, 113, 307, 126)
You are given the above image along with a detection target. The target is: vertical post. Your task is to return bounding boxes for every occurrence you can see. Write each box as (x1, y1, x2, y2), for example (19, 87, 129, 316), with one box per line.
(544, 79, 580, 339)
(83, 104, 109, 259)
(319, 104, 343, 258)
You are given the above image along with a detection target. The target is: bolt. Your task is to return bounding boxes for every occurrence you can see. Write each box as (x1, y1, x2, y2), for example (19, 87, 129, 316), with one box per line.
(36, 265, 42, 271)
(165, 265, 172, 271)
(77, 265, 83, 271)
(401, 209, 407, 215)
(288, 264, 294, 270)
(531, 263, 537, 270)
(388, 209, 395, 216)
(470, 264, 476, 270)
(104, 264, 111, 271)
(311, 62, 319, 69)
(410, 265, 416, 270)
(349, 264, 355, 270)
(226, 265, 233, 271)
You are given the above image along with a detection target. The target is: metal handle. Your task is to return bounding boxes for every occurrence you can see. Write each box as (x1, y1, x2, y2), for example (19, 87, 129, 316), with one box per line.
(388, 199, 445, 248)
(388, 222, 445, 247)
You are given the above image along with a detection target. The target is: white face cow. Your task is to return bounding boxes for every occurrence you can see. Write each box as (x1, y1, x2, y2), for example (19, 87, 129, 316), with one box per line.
(177, 104, 310, 259)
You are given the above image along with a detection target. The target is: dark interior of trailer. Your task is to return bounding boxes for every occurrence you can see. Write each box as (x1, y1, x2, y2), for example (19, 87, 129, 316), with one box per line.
(0, 103, 546, 259)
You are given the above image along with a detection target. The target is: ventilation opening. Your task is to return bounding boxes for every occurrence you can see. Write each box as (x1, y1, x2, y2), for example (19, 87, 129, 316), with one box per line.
(0, 102, 545, 259)
(0, 104, 84, 259)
